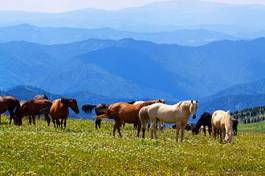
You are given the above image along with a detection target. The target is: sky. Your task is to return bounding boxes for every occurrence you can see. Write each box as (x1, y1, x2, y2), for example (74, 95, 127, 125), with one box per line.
(0, 0, 265, 12)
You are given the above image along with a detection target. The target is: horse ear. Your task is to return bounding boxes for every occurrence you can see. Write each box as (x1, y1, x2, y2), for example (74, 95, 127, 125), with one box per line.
(191, 100, 194, 103)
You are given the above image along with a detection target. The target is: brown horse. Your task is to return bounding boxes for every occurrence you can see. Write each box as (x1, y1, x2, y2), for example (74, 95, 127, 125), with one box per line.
(33, 94, 49, 119)
(18, 99, 52, 125)
(0, 96, 21, 125)
(50, 98, 79, 128)
(98, 99, 165, 137)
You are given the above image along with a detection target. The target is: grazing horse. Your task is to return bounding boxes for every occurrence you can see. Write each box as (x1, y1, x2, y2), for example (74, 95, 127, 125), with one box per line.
(211, 110, 233, 144)
(232, 118, 239, 136)
(50, 98, 79, 128)
(140, 100, 198, 142)
(18, 99, 52, 125)
(98, 99, 165, 137)
(33, 94, 49, 119)
(192, 112, 212, 136)
(82, 104, 109, 129)
(0, 96, 21, 125)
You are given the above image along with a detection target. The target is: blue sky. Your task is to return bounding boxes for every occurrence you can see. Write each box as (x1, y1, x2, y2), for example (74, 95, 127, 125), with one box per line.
(0, 0, 265, 12)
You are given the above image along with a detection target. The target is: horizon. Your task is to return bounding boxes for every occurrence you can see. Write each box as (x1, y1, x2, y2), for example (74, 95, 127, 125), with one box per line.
(0, 0, 265, 13)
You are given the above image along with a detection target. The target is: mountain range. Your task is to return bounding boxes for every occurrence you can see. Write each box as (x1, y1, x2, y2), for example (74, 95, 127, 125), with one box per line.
(1, 0, 265, 35)
(1, 37, 265, 103)
(0, 24, 236, 46)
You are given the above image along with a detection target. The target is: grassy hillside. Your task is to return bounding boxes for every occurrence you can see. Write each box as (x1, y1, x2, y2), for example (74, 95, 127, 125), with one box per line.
(0, 116, 264, 175)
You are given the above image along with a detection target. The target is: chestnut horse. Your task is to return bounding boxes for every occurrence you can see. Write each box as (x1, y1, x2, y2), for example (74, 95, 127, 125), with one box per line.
(82, 104, 109, 129)
(98, 99, 165, 137)
(192, 112, 212, 136)
(19, 99, 52, 125)
(50, 98, 79, 128)
(0, 96, 21, 125)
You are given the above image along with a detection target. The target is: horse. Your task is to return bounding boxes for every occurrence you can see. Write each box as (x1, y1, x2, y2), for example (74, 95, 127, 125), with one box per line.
(97, 99, 165, 137)
(33, 94, 49, 118)
(211, 110, 233, 144)
(0, 96, 21, 125)
(18, 99, 52, 125)
(140, 100, 198, 142)
(192, 112, 212, 136)
(82, 104, 109, 129)
(50, 98, 79, 128)
(232, 118, 239, 136)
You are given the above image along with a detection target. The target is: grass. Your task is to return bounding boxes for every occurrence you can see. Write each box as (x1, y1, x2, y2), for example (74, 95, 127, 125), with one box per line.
(0, 116, 265, 176)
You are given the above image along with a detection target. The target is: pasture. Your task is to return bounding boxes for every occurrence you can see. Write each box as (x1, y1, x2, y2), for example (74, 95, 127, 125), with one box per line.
(0, 116, 264, 175)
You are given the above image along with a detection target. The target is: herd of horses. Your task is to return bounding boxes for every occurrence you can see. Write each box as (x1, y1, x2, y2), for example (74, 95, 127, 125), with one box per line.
(0, 95, 238, 144)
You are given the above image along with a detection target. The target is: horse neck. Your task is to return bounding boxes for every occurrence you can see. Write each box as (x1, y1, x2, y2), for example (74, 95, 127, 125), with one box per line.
(179, 104, 192, 119)
(137, 101, 156, 108)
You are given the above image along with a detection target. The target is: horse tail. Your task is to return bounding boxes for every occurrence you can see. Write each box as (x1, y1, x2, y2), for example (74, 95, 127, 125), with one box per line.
(14, 99, 22, 125)
(96, 114, 108, 120)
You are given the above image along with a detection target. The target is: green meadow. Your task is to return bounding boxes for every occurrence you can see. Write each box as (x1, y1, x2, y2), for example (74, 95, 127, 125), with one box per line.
(0, 116, 264, 176)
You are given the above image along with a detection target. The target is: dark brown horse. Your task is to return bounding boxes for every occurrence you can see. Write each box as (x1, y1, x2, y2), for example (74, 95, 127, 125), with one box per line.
(0, 96, 21, 125)
(33, 94, 49, 119)
(18, 99, 52, 125)
(82, 104, 109, 129)
(98, 99, 165, 137)
(192, 112, 212, 136)
(50, 98, 79, 128)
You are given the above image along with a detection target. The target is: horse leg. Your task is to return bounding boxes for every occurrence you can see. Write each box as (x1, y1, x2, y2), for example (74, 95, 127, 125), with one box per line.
(29, 115, 32, 125)
(117, 122, 122, 138)
(9, 109, 15, 125)
(137, 123, 141, 137)
(45, 114, 50, 126)
(180, 125, 185, 142)
(212, 126, 216, 140)
(98, 120, 102, 128)
(141, 120, 147, 138)
(113, 122, 118, 137)
(60, 119, 64, 128)
(203, 126, 206, 136)
(64, 118, 67, 128)
(32, 115, 36, 125)
(95, 120, 98, 129)
(208, 126, 212, 136)
(175, 123, 180, 142)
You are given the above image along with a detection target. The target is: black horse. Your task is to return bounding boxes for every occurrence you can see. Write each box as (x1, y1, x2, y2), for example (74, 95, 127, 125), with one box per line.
(192, 112, 212, 136)
(232, 118, 239, 136)
(82, 104, 109, 129)
(0, 96, 21, 125)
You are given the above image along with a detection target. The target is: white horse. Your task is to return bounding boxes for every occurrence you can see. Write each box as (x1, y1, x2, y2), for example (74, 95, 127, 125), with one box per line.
(140, 100, 198, 142)
(211, 110, 233, 144)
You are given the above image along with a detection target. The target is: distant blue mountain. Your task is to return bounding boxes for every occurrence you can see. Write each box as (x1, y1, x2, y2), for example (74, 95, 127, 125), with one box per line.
(0, 1, 265, 34)
(0, 24, 236, 46)
(1, 38, 265, 101)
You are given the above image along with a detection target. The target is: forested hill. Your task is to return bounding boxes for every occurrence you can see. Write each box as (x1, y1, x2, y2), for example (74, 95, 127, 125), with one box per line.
(232, 106, 265, 124)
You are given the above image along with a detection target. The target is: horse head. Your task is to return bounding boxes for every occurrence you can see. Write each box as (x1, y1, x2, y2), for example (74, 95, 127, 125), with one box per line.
(69, 99, 79, 114)
(158, 99, 166, 104)
(61, 98, 79, 114)
(189, 100, 199, 118)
